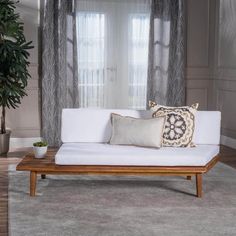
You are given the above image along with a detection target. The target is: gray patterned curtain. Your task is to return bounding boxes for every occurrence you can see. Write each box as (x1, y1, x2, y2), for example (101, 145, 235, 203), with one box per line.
(41, 0, 79, 146)
(147, 0, 185, 107)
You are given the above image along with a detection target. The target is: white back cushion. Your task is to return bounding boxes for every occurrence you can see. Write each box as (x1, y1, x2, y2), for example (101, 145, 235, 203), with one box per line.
(61, 108, 152, 143)
(61, 109, 221, 145)
(193, 111, 221, 145)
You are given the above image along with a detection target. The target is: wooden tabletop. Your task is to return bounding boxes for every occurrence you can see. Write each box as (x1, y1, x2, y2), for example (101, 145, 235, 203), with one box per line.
(16, 148, 58, 172)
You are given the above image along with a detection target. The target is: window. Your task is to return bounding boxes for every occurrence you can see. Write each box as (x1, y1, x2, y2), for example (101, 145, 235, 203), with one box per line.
(76, 1, 150, 109)
(77, 13, 105, 107)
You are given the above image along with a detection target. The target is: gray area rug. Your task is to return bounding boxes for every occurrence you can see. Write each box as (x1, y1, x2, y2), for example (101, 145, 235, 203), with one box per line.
(9, 163, 236, 236)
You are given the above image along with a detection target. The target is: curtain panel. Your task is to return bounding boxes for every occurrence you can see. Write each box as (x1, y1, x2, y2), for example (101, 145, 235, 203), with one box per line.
(147, 0, 186, 107)
(41, 0, 79, 146)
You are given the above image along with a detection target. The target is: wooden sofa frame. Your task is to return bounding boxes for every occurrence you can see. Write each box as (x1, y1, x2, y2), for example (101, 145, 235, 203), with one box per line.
(16, 150, 219, 198)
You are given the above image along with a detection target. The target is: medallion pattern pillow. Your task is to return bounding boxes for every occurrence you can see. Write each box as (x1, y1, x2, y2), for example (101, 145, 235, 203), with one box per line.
(149, 101, 199, 147)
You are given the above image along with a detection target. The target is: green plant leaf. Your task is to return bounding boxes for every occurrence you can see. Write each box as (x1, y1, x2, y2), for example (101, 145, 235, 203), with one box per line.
(0, 0, 34, 133)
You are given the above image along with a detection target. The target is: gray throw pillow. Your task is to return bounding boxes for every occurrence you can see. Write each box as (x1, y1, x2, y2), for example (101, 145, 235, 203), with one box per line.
(109, 113, 166, 148)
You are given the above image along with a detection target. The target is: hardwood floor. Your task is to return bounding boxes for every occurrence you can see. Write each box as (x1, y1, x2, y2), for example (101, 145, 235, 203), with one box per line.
(0, 145, 236, 236)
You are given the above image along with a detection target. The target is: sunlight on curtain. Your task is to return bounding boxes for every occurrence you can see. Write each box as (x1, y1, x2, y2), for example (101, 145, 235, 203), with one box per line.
(77, 13, 105, 107)
(76, 0, 151, 109)
(129, 15, 150, 109)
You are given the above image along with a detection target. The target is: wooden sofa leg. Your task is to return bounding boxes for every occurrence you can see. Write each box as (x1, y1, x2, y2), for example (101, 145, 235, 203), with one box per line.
(196, 173, 202, 198)
(30, 171, 37, 197)
(187, 176, 192, 180)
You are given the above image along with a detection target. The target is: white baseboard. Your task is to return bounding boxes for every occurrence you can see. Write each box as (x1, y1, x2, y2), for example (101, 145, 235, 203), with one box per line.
(221, 135, 236, 149)
(10, 137, 42, 149)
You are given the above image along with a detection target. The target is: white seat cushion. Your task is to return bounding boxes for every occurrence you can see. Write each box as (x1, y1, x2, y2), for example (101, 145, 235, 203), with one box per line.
(55, 143, 219, 166)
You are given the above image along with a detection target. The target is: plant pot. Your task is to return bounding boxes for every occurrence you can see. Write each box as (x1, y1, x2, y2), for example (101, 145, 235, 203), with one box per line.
(33, 146, 48, 159)
(0, 131, 11, 155)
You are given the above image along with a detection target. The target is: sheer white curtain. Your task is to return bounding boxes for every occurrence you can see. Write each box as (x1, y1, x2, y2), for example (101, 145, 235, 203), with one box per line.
(77, 13, 105, 107)
(129, 15, 150, 109)
(76, 0, 151, 109)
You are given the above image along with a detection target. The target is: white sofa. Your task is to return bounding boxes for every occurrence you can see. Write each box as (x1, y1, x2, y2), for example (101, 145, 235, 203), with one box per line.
(54, 108, 221, 197)
(56, 108, 221, 166)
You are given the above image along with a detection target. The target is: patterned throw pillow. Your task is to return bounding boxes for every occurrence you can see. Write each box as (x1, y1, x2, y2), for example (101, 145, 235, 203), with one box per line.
(149, 101, 199, 147)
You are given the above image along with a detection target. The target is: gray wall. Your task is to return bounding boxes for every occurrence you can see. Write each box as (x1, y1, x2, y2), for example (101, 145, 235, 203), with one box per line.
(186, 0, 216, 110)
(5, 0, 41, 139)
(186, 0, 236, 147)
(214, 0, 236, 142)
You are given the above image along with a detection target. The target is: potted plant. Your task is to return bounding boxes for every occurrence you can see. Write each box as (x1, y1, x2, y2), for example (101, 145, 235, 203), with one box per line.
(33, 141, 48, 159)
(0, 0, 33, 154)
